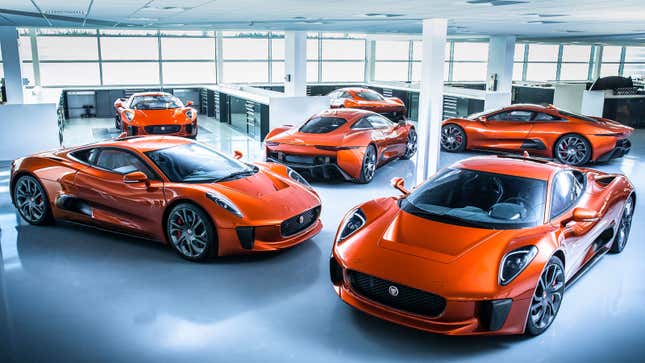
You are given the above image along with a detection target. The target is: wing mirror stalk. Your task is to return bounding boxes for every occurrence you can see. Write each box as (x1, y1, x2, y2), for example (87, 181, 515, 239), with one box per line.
(123, 171, 150, 187)
(391, 177, 410, 196)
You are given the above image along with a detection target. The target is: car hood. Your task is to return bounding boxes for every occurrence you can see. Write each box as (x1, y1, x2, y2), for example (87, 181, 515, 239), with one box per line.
(266, 127, 347, 147)
(192, 167, 320, 222)
(334, 197, 550, 297)
(378, 208, 504, 264)
(130, 108, 190, 126)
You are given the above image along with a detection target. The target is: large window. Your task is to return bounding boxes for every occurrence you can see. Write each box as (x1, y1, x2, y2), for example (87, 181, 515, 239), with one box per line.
(559, 45, 591, 81)
(220, 31, 284, 84)
(374, 40, 409, 82)
(308, 33, 366, 83)
(624, 46, 645, 78)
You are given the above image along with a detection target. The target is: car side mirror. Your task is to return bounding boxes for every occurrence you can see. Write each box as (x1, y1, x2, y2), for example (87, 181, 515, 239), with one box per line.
(233, 150, 244, 160)
(185, 100, 193, 107)
(390, 177, 410, 196)
(123, 171, 149, 186)
(478, 116, 487, 123)
(571, 207, 599, 223)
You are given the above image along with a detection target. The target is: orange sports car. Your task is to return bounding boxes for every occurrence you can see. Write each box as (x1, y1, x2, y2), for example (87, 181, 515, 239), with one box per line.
(265, 109, 417, 183)
(10, 136, 321, 261)
(114, 92, 198, 138)
(441, 104, 633, 166)
(330, 155, 635, 335)
(329, 87, 407, 121)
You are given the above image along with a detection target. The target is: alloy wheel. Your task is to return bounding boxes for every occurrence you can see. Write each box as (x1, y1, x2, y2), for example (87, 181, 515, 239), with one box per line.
(14, 176, 47, 223)
(530, 262, 565, 330)
(441, 125, 464, 152)
(168, 207, 209, 258)
(362, 147, 377, 182)
(404, 129, 418, 158)
(616, 197, 634, 251)
(556, 135, 590, 165)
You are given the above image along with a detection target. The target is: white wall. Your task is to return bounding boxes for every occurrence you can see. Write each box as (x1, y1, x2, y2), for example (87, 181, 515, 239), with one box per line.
(269, 96, 330, 129)
(553, 84, 586, 112)
(0, 104, 60, 160)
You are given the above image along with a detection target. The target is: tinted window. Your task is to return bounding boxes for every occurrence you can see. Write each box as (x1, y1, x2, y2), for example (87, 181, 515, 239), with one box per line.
(131, 94, 183, 110)
(488, 110, 534, 122)
(534, 112, 558, 121)
(550, 171, 585, 218)
(557, 109, 599, 123)
(356, 90, 384, 101)
(95, 149, 155, 177)
(339, 92, 352, 99)
(400, 168, 547, 229)
(146, 143, 256, 183)
(70, 148, 99, 164)
(299, 117, 347, 134)
(367, 115, 395, 128)
(351, 118, 373, 129)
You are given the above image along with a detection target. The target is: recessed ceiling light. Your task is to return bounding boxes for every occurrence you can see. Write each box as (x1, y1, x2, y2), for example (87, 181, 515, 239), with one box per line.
(141, 5, 188, 12)
(127, 17, 159, 22)
(361, 13, 404, 18)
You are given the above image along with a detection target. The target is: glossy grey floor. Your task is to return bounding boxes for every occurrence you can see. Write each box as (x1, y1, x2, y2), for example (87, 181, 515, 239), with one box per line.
(1, 123, 644, 363)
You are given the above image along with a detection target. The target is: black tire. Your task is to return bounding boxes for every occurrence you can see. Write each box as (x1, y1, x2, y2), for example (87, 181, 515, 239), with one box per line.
(115, 115, 121, 130)
(609, 195, 634, 254)
(12, 174, 54, 225)
(440, 124, 466, 152)
(525, 256, 565, 336)
(166, 202, 218, 262)
(554, 134, 592, 166)
(356, 144, 377, 184)
(401, 128, 417, 160)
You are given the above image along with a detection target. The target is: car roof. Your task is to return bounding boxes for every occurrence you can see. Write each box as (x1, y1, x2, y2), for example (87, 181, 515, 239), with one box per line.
(311, 108, 376, 122)
(453, 155, 566, 181)
(131, 92, 172, 97)
(89, 135, 192, 153)
(337, 87, 373, 93)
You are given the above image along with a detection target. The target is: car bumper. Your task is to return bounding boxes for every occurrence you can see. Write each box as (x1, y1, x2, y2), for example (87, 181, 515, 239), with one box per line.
(127, 123, 198, 138)
(596, 138, 631, 163)
(217, 209, 323, 256)
(330, 257, 530, 335)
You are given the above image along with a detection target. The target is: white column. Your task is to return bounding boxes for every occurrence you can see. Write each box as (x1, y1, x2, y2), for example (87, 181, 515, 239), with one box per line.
(0, 27, 24, 104)
(484, 36, 515, 109)
(365, 40, 376, 82)
(215, 31, 223, 84)
(416, 19, 447, 184)
(284, 31, 307, 96)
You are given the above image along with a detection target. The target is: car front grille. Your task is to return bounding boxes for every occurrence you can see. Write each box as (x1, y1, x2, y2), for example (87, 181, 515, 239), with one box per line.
(348, 270, 446, 317)
(281, 206, 320, 237)
(185, 124, 194, 134)
(144, 125, 181, 134)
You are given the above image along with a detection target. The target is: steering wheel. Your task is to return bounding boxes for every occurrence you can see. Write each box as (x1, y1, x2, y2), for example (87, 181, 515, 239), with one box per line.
(489, 177, 504, 204)
(502, 196, 532, 209)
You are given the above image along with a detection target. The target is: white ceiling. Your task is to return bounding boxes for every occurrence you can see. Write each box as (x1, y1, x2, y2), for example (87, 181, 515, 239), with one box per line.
(0, 0, 644, 43)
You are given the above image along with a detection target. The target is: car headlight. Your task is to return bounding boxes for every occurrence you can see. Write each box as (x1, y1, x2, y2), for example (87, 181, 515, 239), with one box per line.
(499, 246, 538, 285)
(206, 192, 243, 218)
(124, 111, 134, 121)
(186, 109, 194, 119)
(336, 208, 366, 242)
(286, 167, 311, 188)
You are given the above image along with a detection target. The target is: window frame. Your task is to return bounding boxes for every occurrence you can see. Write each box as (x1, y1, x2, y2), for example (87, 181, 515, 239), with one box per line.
(548, 170, 587, 220)
(73, 146, 160, 180)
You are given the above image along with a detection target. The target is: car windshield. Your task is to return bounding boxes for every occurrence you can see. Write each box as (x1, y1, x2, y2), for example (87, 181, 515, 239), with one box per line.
(466, 108, 499, 120)
(131, 95, 183, 110)
(356, 90, 384, 101)
(145, 143, 256, 183)
(299, 117, 347, 134)
(400, 168, 547, 229)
